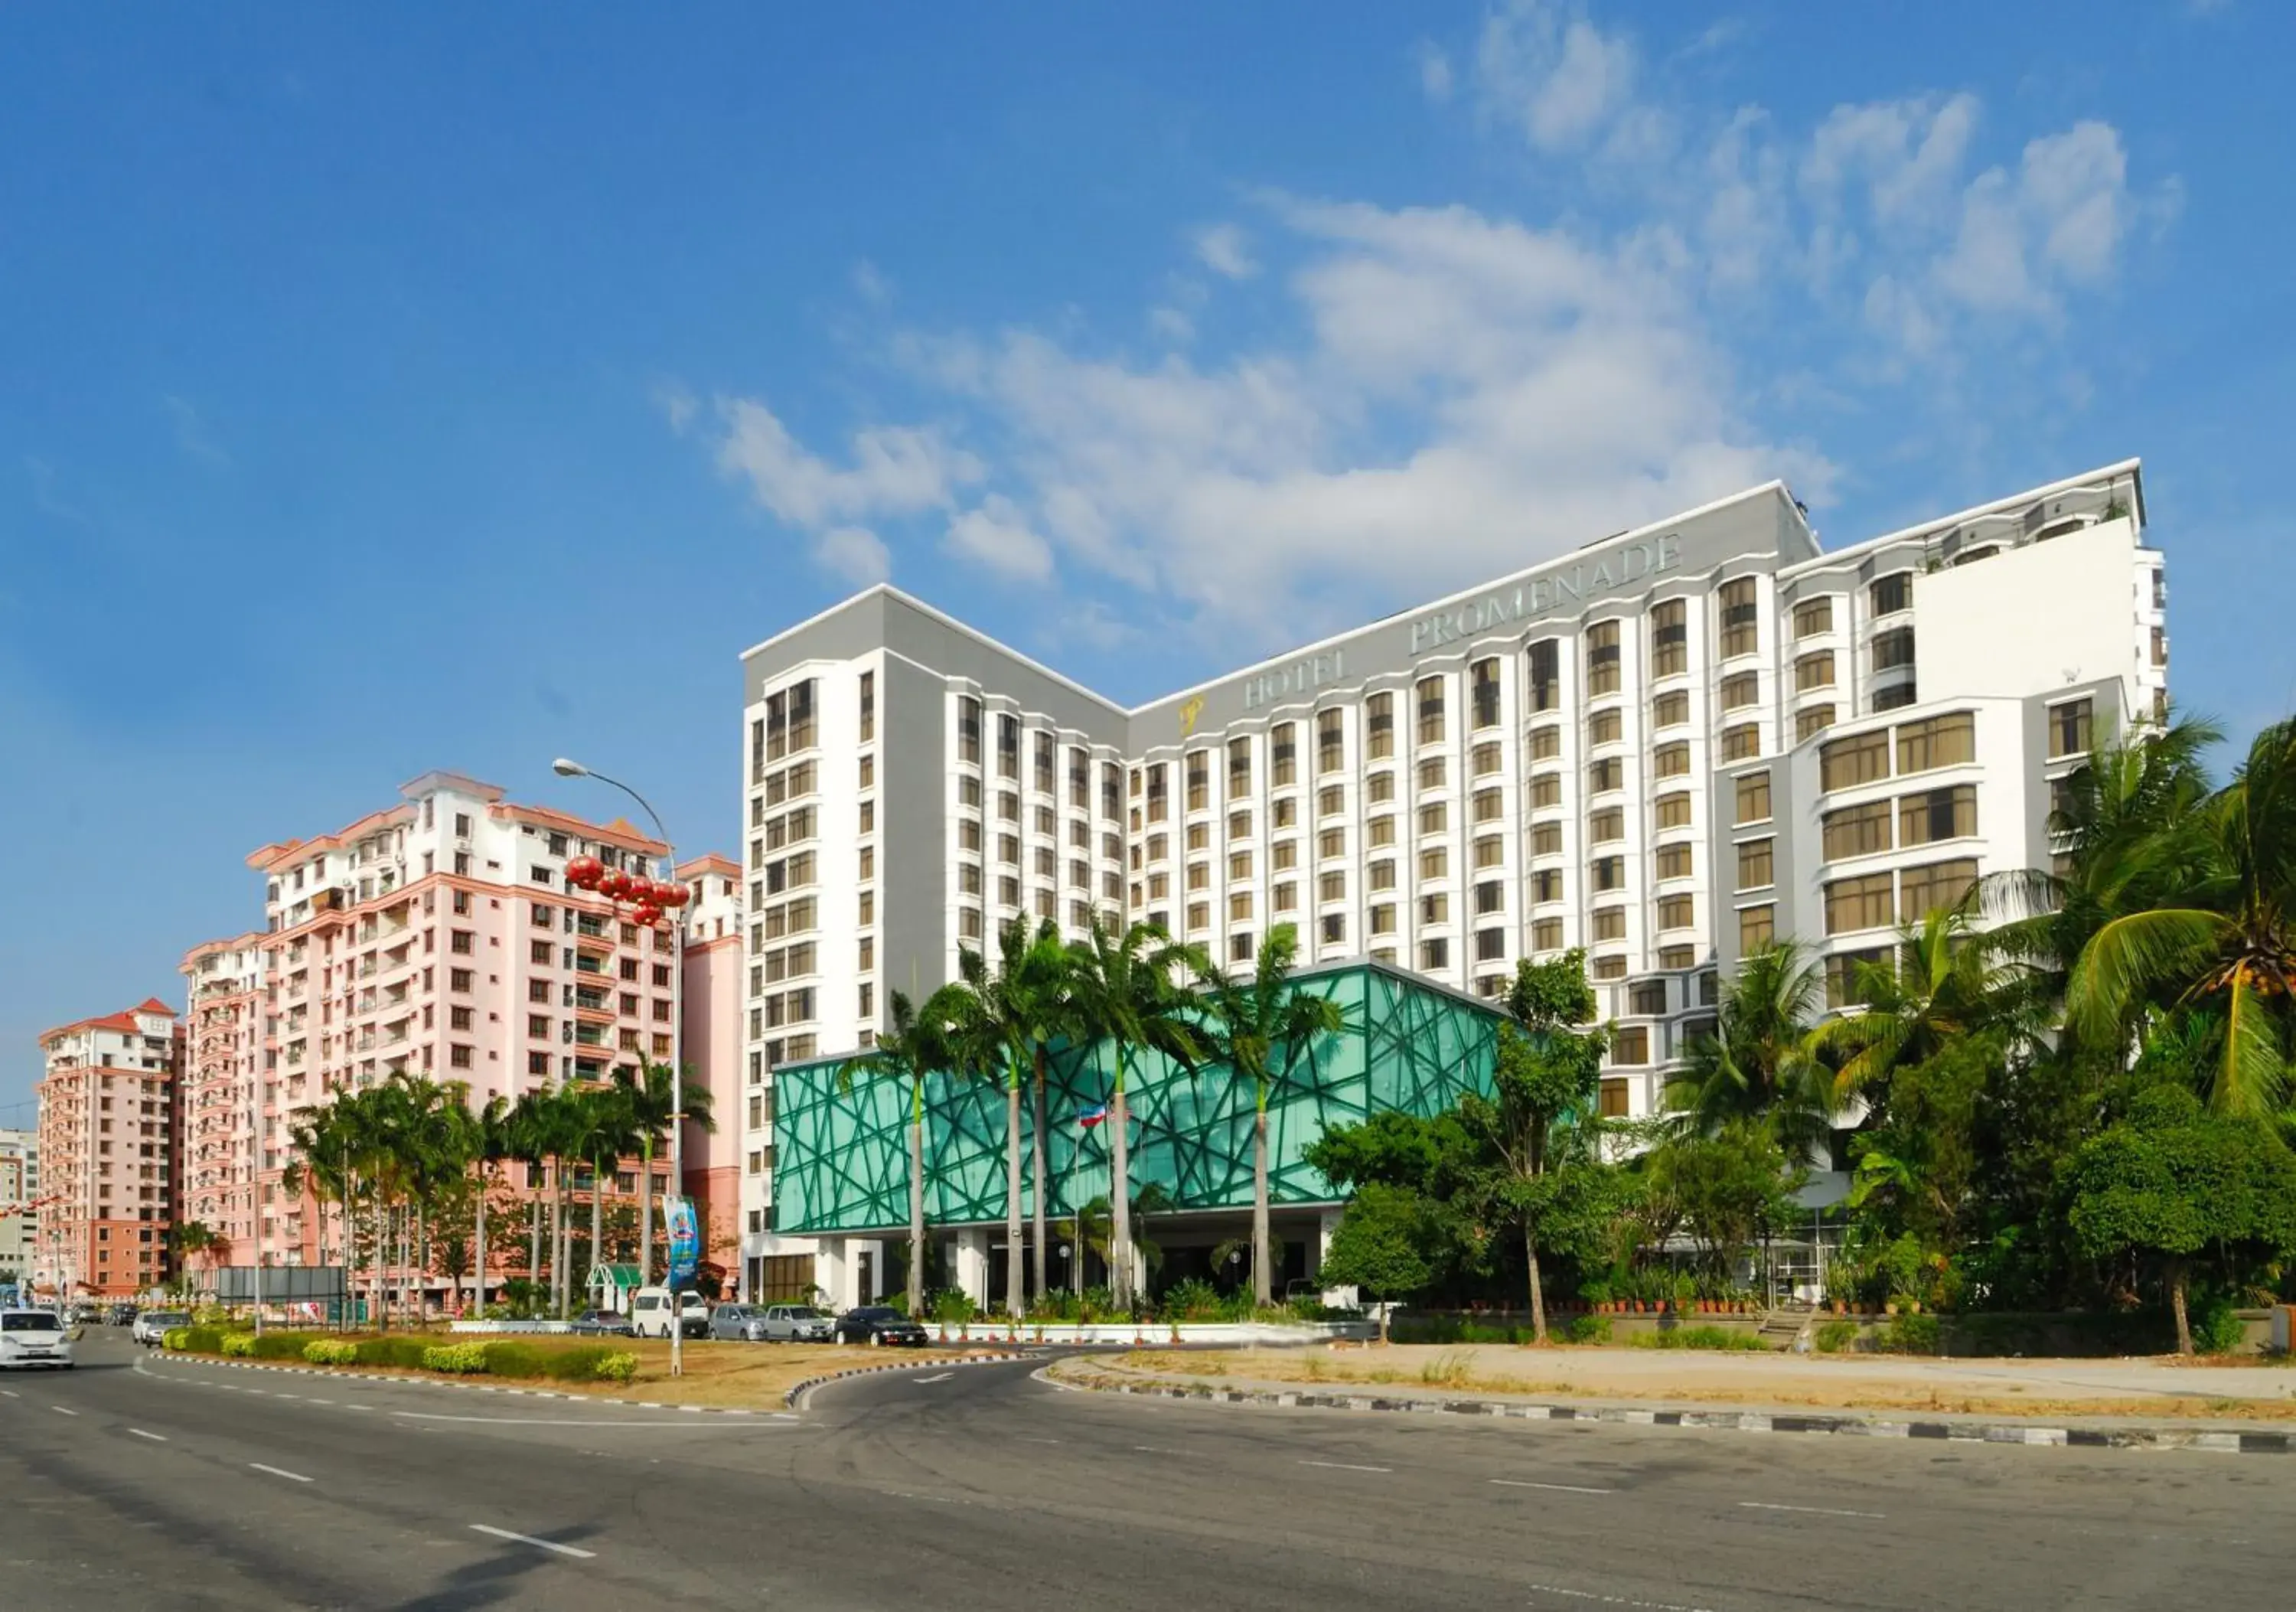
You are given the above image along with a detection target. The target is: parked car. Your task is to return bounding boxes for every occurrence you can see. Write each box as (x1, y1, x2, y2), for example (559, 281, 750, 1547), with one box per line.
(107, 1304, 139, 1326)
(758, 1304, 836, 1343)
(132, 1310, 191, 1347)
(706, 1304, 768, 1343)
(0, 1309, 75, 1370)
(835, 1306, 929, 1347)
(567, 1308, 636, 1336)
(630, 1287, 710, 1340)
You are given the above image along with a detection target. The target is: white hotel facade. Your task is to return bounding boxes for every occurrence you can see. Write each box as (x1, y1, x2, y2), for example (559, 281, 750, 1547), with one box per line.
(734, 462, 2166, 1292)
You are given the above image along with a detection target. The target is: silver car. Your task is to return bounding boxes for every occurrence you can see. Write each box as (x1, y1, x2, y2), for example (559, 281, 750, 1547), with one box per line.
(706, 1304, 768, 1343)
(755, 1304, 835, 1343)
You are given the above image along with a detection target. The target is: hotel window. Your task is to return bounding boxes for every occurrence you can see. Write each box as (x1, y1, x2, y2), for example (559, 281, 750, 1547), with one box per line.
(959, 907, 983, 941)
(1366, 771, 1395, 805)
(1417, 801, 1448, 836)
(1420, 847, 1450, 879)
(1473, 835, 1503, 870)
(1820, 730, 1890, 790)
(1420, 938, 1450, 971)
(1472, 658, 1502, 729)
(1474, 878, 1504, 915)
(1070, 746, 1090, 808)
(1825, 947, 1890, 1009)
(1472, 789, 1503, 824)
(1871, 627, 1916, 674)
(1658, 945, 1696, 971)
(1224, 736, 1251, 799)
(1720, 672, 1759, 710)
(1273, 840, 1298, 870)
(1528, 638, 1561, 711)
(958, 863, 983, 896)
(1528, 726, 1561, 760)
(1592, 907, 1626, 941)
(1720, 724, 1760, 762)
(1656, 791, 1693, 830)
(997, 713, 1019, 778)
(1035, 732, 1055, 795)
(1147, 764, 1169, 822)
(1900, 857, 1980, 919)
(1652, 742, 1690, 780)
(1069, 858, 1088, 889)
(1418, 755, 1447, 790)
(1320, 913, 1345, 945)
(1228, 931, 1255, 963)
(1629, 979, 1668, 1015)
(1187, 862, 1210, 892)
(1901, 785, 1977, 846)
(1229, 850, 1253, 879)
(1532, 917, 1563, 951)
(957, 698, 983, 765)
(1586, 621, 1622, 695)
(1719, 579, 1760, 658)
(1613, 1026, 1650, 1065)
(1657, 842, 1694, 880)
(1185, 821, 1208, 853)
(1271, 723, 1297, 787)
(1588, 758, 1624, 793)
(1796, 705, 1837, 742)
(997, 833, 1019, 865)
(1588, 707, 1622, 746)
(1368, 815, 1395, 847)
(1319, 827, 1345, 858)
(1367, 693, 1394, 759)
(1795, 651, 1835, 692)
(1319, 871, 1346, 903)
(1589, 808, 1624, 844)
(1148, 871, 1169, 898)
(1274, 797, 1297, 827)
(857, 670, 876, 742)
(1530, 772, 1561, 809)
(1473, 926, 1505, 962)
(1319, 709, 1345, 773)
(1657, 895, 1694, 931)
(1590, 855, 1625, 892)
(1369, 860, 1396, 892)
(1652, 690, 1688, 729)
(1416, 677, 1446, 745)
(1793, 597, 1834, 638)
(1870, 571, 1913, 616)
(1824, 872, 1896, 935)
(1274, 881, 1297, 912)
(1186, 750, 1209, 811)
(2152, 626, 2167, 667)
(1821, 798, 1893, 860)
(1532, 868, 1562, 903)
(1229, 809, 1252, 840)
(1738, 903, 1775, 951)
(1228, 891, 1252, 922)
(1104, 762, 1122, 818)
(1875, 683, 1918, 712)
(1649, 599, 1687, 677)
(1473, 741, 1502, 777)
(1371, 902, 1396, 935)
(1186, 902, 1209, 932)
(1531, 821, 1563, 856)
(1735, 838, 1774, 891)
(2047, 698, 2094, 759)
(1899, 711, 1975, 773)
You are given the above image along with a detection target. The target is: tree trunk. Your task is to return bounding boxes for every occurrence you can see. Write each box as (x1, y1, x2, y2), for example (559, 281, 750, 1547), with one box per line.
(1110, 1052, 1133, 1309)
(527, 1183, 543, 1311)
(1030, 1046, 1049, 1305)
(589, 1172, 604, 1313)
(473, 1169, 487, 1320)
(1378, 1300, 1391, 1346)
(554, 1173, 569, 1319)
(1252, 1101, 1273, 1308)
(1005, 1074, 1026, 1317)
(2170, 1258, 2193, 1356)
(908, 1112, 926, 1320)
(638, 1140, 656, 1287)
(1525, 1222, 1548, 1344)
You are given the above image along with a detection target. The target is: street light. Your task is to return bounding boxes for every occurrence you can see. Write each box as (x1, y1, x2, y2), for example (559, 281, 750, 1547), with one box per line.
(551, 757, 688, 1379)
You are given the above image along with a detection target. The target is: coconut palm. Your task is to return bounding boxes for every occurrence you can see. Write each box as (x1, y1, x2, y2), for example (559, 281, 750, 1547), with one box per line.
(469, 1095, 513, 1317)
(569, 1081, 641, 1307)
(837, 986, 966, 1317)
(2066, 719, 2296, 1115)
(1192, 924, 1346, 1307)
(618, 1059, 717, 1285)
(1666, 940, 1832, 1154)
(1811, 906, 2031, 1105)
(504, 1090, 557, 1311)
(1064, 916, 1206, 1307)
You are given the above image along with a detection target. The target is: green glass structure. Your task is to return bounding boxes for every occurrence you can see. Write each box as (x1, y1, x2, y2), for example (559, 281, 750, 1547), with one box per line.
(775, 961, 1506, 1235)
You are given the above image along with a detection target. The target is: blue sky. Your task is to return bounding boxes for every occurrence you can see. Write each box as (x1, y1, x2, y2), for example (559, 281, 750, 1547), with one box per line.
(3, 2, 2291, 1118)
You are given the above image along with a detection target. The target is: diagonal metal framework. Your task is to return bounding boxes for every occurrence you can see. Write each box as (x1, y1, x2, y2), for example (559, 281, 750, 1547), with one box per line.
(776, 960, 1504, 1235)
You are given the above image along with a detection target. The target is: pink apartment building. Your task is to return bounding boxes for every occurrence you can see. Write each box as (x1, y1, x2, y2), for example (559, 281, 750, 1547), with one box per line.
(677, 853, 745, 1286)
(178, 934, 267, 1281)
(33, 999, 182, 1300)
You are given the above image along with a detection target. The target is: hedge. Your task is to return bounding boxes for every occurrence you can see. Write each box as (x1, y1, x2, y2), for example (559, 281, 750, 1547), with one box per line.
(165, 1329, 640, 1384)
(422, 1343, 491, 1374)
(303, 1340, 360, 1366)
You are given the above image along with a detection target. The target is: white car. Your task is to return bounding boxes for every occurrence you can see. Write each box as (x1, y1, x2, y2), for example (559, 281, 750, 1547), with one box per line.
(628, 1287, 709, 1340)
(0, 1309, 75, 1370)
(132, 1310, 191, 1347)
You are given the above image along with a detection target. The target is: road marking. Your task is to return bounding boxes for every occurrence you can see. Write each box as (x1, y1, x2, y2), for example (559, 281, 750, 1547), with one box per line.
(1738, 1500, 1883, 1520)
(342, 1404, 375, 1411)
(1298, 1458, 1391, 1473)
(0, 1388, 18, 1398)
(471, 1524, 597, 1560)
(305, 1398, 332, 1405)
(912, 1372, 954, 1383)
(249, 1463, 313, 1483)
(127, 1429, 168, 1443)
(1022, 1437, 1063, 1444)
(393, 1411, 781, 1428)
(1528, 1584, 1714, 1612)
(51, 1406, 79, 1418)
(1492, 1478, 1613, 1495)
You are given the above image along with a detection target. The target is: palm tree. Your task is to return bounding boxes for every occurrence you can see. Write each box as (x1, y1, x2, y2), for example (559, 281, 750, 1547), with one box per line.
(505, 1091, 556, 1312)
(1064, 917, 1205, 1307)
(1667, 940, 1832, 1154)
(470, 1095, 513, 1317)
(1811, 906, 2029, 1105)
(1193, 924, 1346, 1307)
(618, 1060, 717, 1286)
(170, 1220, 223, 1295)
(2066, 719, 2296, 1114)
(570, 1082, 641, 1309)
(837, 987, 965, 1317)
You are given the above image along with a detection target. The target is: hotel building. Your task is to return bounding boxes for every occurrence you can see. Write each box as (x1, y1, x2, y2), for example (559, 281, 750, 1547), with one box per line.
(33, 1000, 183, 1299)
(737, 461, 2164, 1295)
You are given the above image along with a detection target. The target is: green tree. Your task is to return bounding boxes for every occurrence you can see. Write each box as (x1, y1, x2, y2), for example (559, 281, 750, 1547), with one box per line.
(1192, 924, 1347, 1305)
(1667, 941, 1832, 1155)
(469, 1095, 514, 1317)
(837, 986, 967, 1318)
(1643, 1122, 1805, 1279)
(2060, 1085, 2296, 1353)
(1316, 1183, 1435, 1343)
(618, 1059, 717, 1285)
(1814, 906, 2032, 1106)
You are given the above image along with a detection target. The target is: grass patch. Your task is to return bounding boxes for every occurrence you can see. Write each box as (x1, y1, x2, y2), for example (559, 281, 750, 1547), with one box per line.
(1625, 1326, 1766, 1352)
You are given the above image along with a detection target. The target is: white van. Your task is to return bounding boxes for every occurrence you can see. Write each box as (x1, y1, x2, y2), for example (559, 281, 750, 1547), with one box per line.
(628, 1288, 709, 1340)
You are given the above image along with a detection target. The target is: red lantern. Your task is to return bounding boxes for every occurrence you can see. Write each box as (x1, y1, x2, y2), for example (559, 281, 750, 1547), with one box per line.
(634, 903, 663, 927)
(599, 871, 628, 900)
(565, 855, 602, 889)
(662, 883, 690, 909)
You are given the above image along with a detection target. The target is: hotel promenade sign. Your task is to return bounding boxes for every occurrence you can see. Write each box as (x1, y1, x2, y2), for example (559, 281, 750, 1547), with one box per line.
(1236, 532, 1686, 713)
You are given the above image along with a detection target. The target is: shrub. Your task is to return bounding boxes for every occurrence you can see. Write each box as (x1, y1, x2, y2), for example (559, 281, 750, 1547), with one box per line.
(422, 1343, 492, 1375)
(1563, 1313, 1613, 1346)
(540, 1345, 617, 1382)
(250, 1332, 315, 1361)
(352, 1336, 434, 1370)
(2194, 1301, 2247, 1356)
(592, 1352, 639, 1383)
(303, 1340, 360, 1366)
(161, 1327, 194, 1352)
(1879, 1313, 1942, 1356)
(929, 1289, 978, 1324)
(1814, 1319, 1861, 1355)
(220, 1333, 259, 1357)
(1626, 1325, 1764, 1352)
(477, 1341, 550, 1379)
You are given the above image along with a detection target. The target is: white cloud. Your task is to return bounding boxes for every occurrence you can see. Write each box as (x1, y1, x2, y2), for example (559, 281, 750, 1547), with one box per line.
(1147, 305, 1195, 344)
(712, 396, 980, 528)
(944, 495, 1055, 584)
(814, 525, 891, 586)
(652, 379, 698, 434)
(1471, 1, 1639, 152)
(1192, 223, 1257, 279)
(851, 259, 894, 305)
(1414, 40, 1453, 102)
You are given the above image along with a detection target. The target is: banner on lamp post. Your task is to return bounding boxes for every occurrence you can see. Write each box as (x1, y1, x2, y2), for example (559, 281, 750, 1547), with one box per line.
(664, 1195, 700, 1291)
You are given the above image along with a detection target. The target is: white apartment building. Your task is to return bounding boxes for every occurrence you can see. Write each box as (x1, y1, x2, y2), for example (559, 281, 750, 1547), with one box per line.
(0, 1127, 37, 1294)
(735, 461, 2164, 1268)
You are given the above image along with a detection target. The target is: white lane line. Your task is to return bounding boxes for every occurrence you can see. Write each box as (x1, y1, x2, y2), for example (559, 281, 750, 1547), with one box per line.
(305, 1398, 333, 1405)
(1528, 1584, 1714, 1612)
(249, 1463, 313, 1484)
(1738, 1500, 1883, 1520)
(341, 1404, 375, 1411)
(127, 1429, 168, 1443)
(470, 1524, 597, 1560)
(51, 1406, 80, 1418)
(912, 1372, 954, 1384)
(1492, 1477, 1613, 1495)
(1298, 1458, 1391, 1473)
(1022, 1437, 1063, 1444)
(0, 1388, 18, 1398)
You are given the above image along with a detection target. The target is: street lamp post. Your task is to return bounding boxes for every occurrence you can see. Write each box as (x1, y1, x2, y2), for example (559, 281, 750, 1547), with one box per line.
(552, 758, 688, 1379)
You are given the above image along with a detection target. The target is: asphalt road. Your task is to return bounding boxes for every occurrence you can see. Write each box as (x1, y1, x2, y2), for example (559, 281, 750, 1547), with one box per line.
(2, 1332, 2291, 1610)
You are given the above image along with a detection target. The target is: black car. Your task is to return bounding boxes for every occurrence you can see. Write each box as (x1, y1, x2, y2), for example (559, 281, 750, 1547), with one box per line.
(106, 1304, 139, 1326)
(567, 1307, 637, 1336)
(835, 1306, 929, 1347)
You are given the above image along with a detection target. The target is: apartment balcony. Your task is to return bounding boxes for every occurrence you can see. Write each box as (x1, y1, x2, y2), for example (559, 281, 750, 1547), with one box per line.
(573, 928, 614, 955)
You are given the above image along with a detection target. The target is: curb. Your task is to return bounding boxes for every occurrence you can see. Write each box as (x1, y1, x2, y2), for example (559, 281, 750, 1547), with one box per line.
(785, 1351, 1035, 1408)
(1045, 1365, 2296, 1455)
(148, 1351, 779, 1415)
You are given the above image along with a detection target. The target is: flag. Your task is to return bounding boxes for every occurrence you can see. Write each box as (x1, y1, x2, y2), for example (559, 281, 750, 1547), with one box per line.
(1077, 1104, 1109, 1130)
